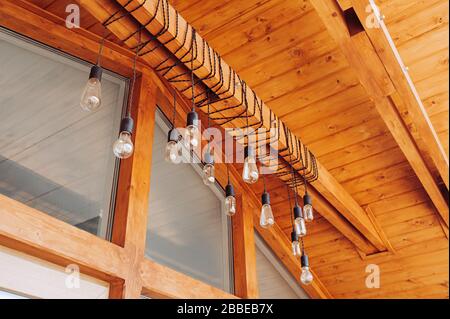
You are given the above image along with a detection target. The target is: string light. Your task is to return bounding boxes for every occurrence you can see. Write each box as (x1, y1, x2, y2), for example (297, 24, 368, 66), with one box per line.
(184, 27, 200, 148)
(80, 33, 105, 111)
(113, 28, 142, 159)
(224, 164, 236, 216)
(260, 174, 274, 228)
(165, 90, 182, 164)
(242, 82, 259, 184)
(288, 185, 301, 256)
(302, 170, 314, 222)
(202, 90, 215, 185)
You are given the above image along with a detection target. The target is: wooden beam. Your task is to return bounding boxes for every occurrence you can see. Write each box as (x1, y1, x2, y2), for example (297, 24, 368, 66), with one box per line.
(0, 194, 130, 281)
(309, 0, 449, 226)
(350, 0, 449, 189)
(80, 0, 386, 253)
(140, 259, 237, 299)
(232, 195, 259, 299)
(111, 74, 158, 298)
(0, 0, 150, 77)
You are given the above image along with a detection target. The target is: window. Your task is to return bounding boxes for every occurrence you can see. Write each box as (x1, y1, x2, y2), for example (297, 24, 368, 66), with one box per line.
(145, 110, 233, 292)
(255, 233, 308, 299)
(0, 29, 127, 239)
(0, 245, 109, 299)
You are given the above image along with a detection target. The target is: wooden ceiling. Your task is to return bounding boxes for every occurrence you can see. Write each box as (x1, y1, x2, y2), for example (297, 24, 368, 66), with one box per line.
(20, 0, 449, 298)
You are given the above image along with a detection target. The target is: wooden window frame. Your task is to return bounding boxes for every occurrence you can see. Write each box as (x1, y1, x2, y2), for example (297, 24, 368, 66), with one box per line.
(0, 0, 258, 299)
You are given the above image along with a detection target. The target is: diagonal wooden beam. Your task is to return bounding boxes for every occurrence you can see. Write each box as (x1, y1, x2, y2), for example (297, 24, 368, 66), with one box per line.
(79, 0, 386, 252)
(309, 0, 449, 226)
(350, 0, 449, 190)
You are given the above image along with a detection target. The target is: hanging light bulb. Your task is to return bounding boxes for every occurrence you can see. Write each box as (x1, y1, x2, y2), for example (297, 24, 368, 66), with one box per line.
(202, 151, 215, 185)
(260, 191, 274, 228)
(165, 128, 181, 164)
(294, 205, 307, 237)
(224, 182, 236, 216)
(113, 117, 134, 159)
(300, 255, 314, 285)
(303, 193, 314, 222)
(291, 231, 301, 257)
(242, 146, 259, 184)
(80, 65, 102, 111)
(184, 111, 200, 148)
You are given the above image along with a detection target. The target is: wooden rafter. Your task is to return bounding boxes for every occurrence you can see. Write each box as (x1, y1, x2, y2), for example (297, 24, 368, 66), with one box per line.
(79, 0, 387, 253)
(309, 0, 449, 226)
(351, 0, 449, 191)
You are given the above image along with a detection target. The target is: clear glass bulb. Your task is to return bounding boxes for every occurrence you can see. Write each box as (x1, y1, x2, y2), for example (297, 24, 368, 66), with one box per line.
(202, 163, 215, 185)
(165, 140, 181, 164)
(292, 240, 301, 256)
(304, 204, 314, 222)
(260, 204, 274, 228)
(295, 217, 307, 237)
(113, 131, 134, 159)
(224, 196, 236, 216)
(242, 156, 259, 184)
(300, 266, 314, 285)
(80, 78, 102, 111)
(184, 125, 199, 148)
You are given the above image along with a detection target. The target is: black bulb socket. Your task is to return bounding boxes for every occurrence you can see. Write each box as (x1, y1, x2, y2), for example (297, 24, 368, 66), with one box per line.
(168, 128, 180, 142)
(293, 205, 303, 219)
(291, 231, 299, 242)
(262, 192, 270, 206)
(244, 145, 255, 159)
(303, 193, 312, 206)
(186, 111, 199, 127)
(120, 117, 134, 134)
(89, 65, 103, 81)
(301, 254, 309, 268)
(225, 183, 235, 198)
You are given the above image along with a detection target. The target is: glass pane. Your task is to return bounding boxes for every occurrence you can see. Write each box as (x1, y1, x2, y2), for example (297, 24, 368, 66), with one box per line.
(145, 110, 232, 292)
(0, 30, 126, 239)
(255, 233, 308, 299)
(0, 245, 109, 299)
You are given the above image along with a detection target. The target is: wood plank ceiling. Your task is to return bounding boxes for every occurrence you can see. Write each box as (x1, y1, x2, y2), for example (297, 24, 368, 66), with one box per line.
(24, 0, 448, 298)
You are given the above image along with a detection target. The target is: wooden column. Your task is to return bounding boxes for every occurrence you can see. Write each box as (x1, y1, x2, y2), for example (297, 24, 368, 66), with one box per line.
(232, 195, 259, 299)
(111, 74, 157, 298)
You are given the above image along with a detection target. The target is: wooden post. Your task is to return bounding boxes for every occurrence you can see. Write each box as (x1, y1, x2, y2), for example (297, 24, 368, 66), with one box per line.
(111, 74, 157, 298)
(232, 195, 259, 299)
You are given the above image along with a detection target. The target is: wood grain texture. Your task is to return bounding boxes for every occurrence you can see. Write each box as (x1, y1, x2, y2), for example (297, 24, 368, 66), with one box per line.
(232, 195, 260, 298)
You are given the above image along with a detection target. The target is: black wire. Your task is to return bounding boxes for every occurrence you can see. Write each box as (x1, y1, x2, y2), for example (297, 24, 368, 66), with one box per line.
(287, 184, 294, 232)
(172, 89, 177, 128)
(191, 28, 196, 112)
(262, 173, 267, 193)
(126, 28, 142, 118)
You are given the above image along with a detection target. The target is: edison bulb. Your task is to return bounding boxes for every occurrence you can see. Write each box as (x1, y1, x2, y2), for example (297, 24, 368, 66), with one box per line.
(80, 78, 102, 111)
(113, 131, 134, 159)
(184, 125, 199, 148)
(301, 266, 314, 285)
(260, 204, 274, 228)
(295, 216, 307, 237)
(242, 156, 259, 184)
(292, 240, 301, 257)
(304, 204, 314, 222)
(224, 195, 236, 216)
(165, 140, 181, 164)
(202, 163, 215, 185)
